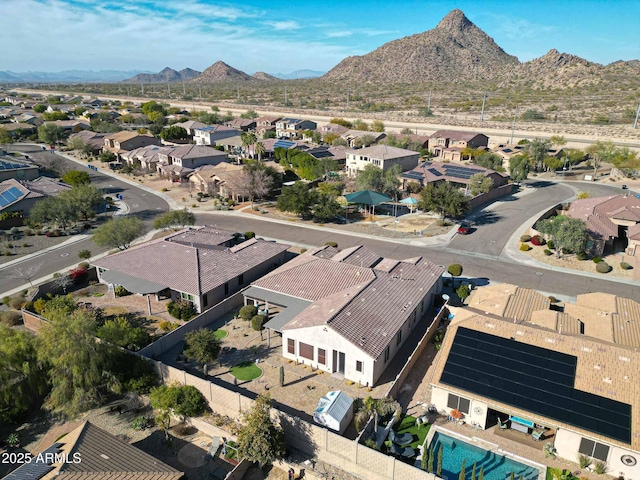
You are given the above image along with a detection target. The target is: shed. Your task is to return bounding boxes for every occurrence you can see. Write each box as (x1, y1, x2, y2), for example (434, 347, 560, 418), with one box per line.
(313, 391, 354, 434)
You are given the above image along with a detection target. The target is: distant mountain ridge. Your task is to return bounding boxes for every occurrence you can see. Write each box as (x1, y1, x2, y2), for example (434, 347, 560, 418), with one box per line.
(271, 69, 325, 79)
(0, 69, 153, 83)
(123, 67, 200, 83)
(189, 61, 253, 83)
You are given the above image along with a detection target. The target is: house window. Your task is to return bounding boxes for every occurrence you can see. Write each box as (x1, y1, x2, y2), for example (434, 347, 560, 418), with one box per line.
(299, 342, 313, 360)
(224, 283, 229, 295)
(180, 292, 195, 302)
(238, 274, 244, 286)
(356, 361, 363, 373)
(384, 345, 390, 363)
(578, 438, 610, 461)
(202, 295, 208, 308)
(446, 393, 470, 414)
(396, 329, 402, 346)
(318, 348, 326, 365)
(287, 339, 295, 355)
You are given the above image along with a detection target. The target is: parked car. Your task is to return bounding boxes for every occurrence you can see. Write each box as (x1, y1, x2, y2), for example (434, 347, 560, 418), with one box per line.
(457, 223, 470, 235)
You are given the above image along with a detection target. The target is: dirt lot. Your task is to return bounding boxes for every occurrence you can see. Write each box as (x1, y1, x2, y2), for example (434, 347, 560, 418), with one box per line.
(0, 228, 74, 266)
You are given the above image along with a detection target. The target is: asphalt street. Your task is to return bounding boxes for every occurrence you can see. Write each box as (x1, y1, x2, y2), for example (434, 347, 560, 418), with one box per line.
(1, 145, 170, 294)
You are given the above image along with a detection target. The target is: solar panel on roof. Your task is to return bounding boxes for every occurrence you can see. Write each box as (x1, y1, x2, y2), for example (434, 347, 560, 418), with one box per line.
(0, 160, 30, 170)
(273, 140, 296, 149)
(443, 165, 481, 179)
(402, 171, 424, 180)
(440, 327, 632, 444)
(0, 186, 24, 207)
(428, 168, 443, 177)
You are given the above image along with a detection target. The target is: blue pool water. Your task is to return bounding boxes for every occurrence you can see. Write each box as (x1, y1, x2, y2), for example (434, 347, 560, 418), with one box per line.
(429, 432, 539, 480)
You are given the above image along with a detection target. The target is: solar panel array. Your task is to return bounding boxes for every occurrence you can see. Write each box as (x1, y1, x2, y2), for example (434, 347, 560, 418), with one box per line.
(0, 186, 23, 207)
(402, 171, 424, 180)
(273, 140, 296, 149)
(428, 168, 443, 177)
(0, 160, 30, 170)
(307, 147, 333, 159)
(3, 442, 63, 480)
(440, 327, 632, 444)
(442, 164, 482, 179)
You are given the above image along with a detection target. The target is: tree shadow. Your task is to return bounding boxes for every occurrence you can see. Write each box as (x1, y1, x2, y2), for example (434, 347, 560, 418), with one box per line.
(470, 211, 502, 226)
(278, 411, 318, 459)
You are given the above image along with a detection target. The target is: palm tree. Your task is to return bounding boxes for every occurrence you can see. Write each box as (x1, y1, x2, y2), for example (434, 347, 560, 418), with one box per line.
(255, 141, 266, 162)
(240, 132, 251, 159)
(354, 396, 400, 432)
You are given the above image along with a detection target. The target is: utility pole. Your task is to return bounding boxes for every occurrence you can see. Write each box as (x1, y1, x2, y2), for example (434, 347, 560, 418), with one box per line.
(480, 91, 487, 122)
(427, 89, 432, 113)
(167, 83, 170, 95)
(198, 85, 202, 101)
(346, 89, 349, 110)
(634, 101, 640, 129)
(140, 82, 144, 95)
(183, 82, 186, 96)
(510, 107, 518, 144)
(237, 86, 240, 102)
(284, 86, 288, 104)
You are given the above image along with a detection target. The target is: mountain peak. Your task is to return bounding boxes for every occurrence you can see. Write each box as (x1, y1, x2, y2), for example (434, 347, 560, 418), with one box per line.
(436, 9, 473, 32)
(190, 61, 252, 83)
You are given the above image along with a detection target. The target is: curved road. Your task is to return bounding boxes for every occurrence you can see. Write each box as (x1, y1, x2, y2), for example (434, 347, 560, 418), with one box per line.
(0, 145, 170, 294)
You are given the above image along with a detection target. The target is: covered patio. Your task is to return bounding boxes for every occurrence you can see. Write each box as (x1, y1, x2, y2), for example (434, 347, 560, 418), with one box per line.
(344, 189, 392, 219)
(100, 270, 171, 315)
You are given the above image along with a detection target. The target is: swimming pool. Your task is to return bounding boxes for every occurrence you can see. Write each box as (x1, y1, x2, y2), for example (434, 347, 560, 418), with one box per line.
(428, 432, 539, 480)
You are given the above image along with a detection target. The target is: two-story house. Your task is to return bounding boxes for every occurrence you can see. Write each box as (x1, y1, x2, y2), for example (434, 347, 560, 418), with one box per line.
(193, 125, 240, 146)
(158, 144, 228, 170)
(103, 132, 161, 158)
(427, 130, 489, 157)
(225, 118, 256, 131)
(275, 118, 317, 139)
(255, 116, 282, 138)
(346, 144, 420, 177)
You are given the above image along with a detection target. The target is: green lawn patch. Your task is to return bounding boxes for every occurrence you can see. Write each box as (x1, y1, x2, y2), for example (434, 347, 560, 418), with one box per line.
(213, 329, 228, 340)
(396, 414, 430, 451)
(229, 361, 262, 381)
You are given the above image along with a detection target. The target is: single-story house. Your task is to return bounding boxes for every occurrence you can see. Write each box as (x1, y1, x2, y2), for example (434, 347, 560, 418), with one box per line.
(4, 421, 183, 480)
(0, 123, 37, 138)
(430, 308, 640, 480)
(427, 130, 489, 156)
(0, 156, 40, 181)
(45, 119, 91, 133)
(565, 194, 640, 256)
(400, 161, 508, 192)
(68, 130, 107, 155)
(243, 245, 444, 386)
(0, 177, 71, 214)
(94, 226, 290, 313)
(225, 118, 256, 131)
(188, 163, 244, 198)
(103, 131, 161, 158)
(319, 123, 350, 137)
(158, 144, 229, 169)
(346, 144, 419, 177)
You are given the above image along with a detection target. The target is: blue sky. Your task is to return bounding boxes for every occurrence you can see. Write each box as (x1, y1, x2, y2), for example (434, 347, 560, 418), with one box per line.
(3, 0, 639, 73)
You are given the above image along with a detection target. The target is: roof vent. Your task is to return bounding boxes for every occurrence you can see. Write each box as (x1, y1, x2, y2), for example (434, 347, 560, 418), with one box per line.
(100, 454, 110, 460)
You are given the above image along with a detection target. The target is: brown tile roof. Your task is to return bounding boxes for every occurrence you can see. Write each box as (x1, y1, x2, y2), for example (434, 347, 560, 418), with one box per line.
(629, 223, 640, 240)
(567, 195, 640, 240)
(503, 287, 551, 322)
(253, 246, 443, 357)
(467, 283, 549, 321)
(431, 314, 640, 451)
(106, 131, 148, 142)
(402, 161, 506, 185)
(529, 310, 583, 335)
(345, 144, 418, 160)
(165, 225, 236, 248)
(56, 422, 182, 479)
(169, 144, 228, 160)
(21, 177, 72, 196)
(256, 115, 282, 124)
(94, 227, 289, 296)
(429, 129, 485, 141)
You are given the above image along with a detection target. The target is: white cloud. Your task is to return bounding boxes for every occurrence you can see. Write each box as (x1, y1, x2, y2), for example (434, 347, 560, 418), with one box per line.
(263, 20, 302, 31)
(326, 31, 353, 38)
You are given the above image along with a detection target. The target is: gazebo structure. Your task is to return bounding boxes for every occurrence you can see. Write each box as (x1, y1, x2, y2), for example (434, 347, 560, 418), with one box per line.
(343, 190, 392, 219)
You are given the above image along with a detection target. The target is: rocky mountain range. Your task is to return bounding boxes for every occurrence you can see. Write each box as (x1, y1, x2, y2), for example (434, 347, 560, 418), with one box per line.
(123, 67, 200, 83)
(188, 61, 253, 83)
(322, 9, 640, 88)
(252, 71, 279, 81)
(0, 69, 152, 83)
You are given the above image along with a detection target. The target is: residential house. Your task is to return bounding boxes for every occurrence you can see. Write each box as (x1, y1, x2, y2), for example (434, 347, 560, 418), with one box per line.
(193, 125, 239, 146)
(171, 120, 207, 137)
(82, 98, 103, 108)
(493, 144, 563, 171)
(430, 288, 640, 480)
(400, 161, 508, 192)
(255, 115, 282, 138)
(13, 113, 43, 126)
(45, 104, 76, 114)
(188, 163, 244, 199)
(341, 129, 386, 148)
(121, 144, 172, 170)
(319, 123, 350, 138)
(564, 194, 640, 256)
(386, 133, 430, 149)
(158, 144, 228, 170)
(68, 130, 106, 155)
(0, 123, 37, 138)
(103, 131, 161, 159)
(225, 118, 256, 131)
(243, 245, 444, 386)
(0, 156, 40, 181)
(275, 118, 317, 138)
(346, 144, 419, 177)
(3, 421, 183, 480)
(94, 226, 290, 313)
(427, 130, 489, 157)
(305, 145, 348, 167)
(0, 177, 71, 214)
(45, 119, 91, 133)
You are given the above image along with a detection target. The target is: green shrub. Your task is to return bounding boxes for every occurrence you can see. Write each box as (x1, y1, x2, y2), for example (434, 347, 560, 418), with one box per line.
(2, 296, 10, 305)
(167, 300, 196, 321)
(159, 320, 180, 332)
(546, 240, 555, 249)
(578, 454, 592, 469)
(596, 262, 611, 273)
(593, 461, 607, 475)
(8, 297, 25, 310)
(78, 262, 90, 269)
(251, 314, 268, 332)
(0, 311, 22, 326)
(620, 262, 632, 270)
(132, 415, 151, 431)
(543, 249, 552, 256)
(519, 243, 531, 251)
(324, 241, 338, 248)
(576, 252, 587, 260)
(33, 298, 47, 314)
(23, 228, 33, 236)
(114, 285, 131, 297)
(519, 235, 531, 242)
(239, 305, 258, 321)
(592, 257, 602, 264)
(300, 248, 307, 254)
(244, 231, 255, 239)
(161, 187, 168, 192)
